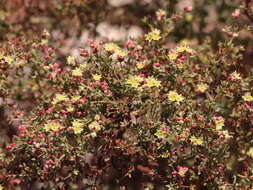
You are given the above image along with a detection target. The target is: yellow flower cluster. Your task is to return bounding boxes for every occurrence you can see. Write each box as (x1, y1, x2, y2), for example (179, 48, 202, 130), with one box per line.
(145, 28, 161, 42)
(242, 92, 253, 102)
(196, 83, 208, 93)
(190, 136, 203, 145)
(213, 116, 224, 130)
(168, 91, 184, 102)
(145, 76, 161, 88)
(52, 94, 68, 104)
(126, 75, 144, 88)
(72, 120, 84, 134)
(72, 68, 83, 77)
(45, 121, 61, 132)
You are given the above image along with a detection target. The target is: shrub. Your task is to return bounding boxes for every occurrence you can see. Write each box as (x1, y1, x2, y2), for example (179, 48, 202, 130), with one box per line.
(1, 1, 253, 190)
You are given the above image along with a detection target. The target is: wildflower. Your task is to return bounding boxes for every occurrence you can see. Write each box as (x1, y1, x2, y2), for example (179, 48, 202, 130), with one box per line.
(196, 83, 208, 93)
(190, 136, 203, 145)
(213, 116, 224, 130)
(72, 68, 83, 77)
(177, 63, 184, 69)
(44, 121, 61, 132)
(156, 9, 166, 21)
(155, 128, 165, 139)
(232, 9, 240, 19)
(177, 166, 188, 177)
(242, 92, 253, 102)
(126, 75, 144, 88)
(72, 120, 84, 134)
(168, 91, 184, 102)
(145, 28, 161, 42)
(52, 94, 67, 104)
(42, 29, 50, 37)
(41, 39, 48, 45)
(136, 61, 146, 69)
(176, 45, 194, 54)
(104, 43, 120, 52)
(93, 74, 102, 81)
(5, 143, 16, 151)
(88, 121, 102, 131)
(67, 56, 75, 64)
(67, 106, 74, 112)
(115, 49, 127, 57)
(5, 56, 13, 64)
(220, 130, 232, 139)
(80, 63, 87, 69)
(230, 71, 241, 80)
(0, 53, 4, 59)
(247, 147, 253, 158)
(72, 95, 81, 102)
(168, 50, 177, 60)
(145, 76, 161, 88)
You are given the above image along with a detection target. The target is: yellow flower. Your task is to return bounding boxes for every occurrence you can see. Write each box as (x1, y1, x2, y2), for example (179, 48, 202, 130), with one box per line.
(67, 56, 75, 64)
(145, 76, 161, 88)
(190, 136, 203, 145)
(168, 91, 184, 102)
(115, 49, 127, 57)
(242, 92, 253, 102)
(5, 56, 13, 64)
(176, 45, 194, 54)
(72, 95, 81, 102)
(145, 28, 161, 42)
(126, 75, 144, 88)
(72, 120, 84, 134)
(0, 53, 4, 60)
(247, 147, 253, 158)
(156, 9, 166, 17)
(136, 61, 146, 69)
(80, 63, 87, 69)
(0, 185, 3, 190)
(88, 121, 102, 131)
(72, 68, 83, 77)
(45, 121, 61, 132)
(197, 83, 208, 93)
(41, 39, 48, 45)
(92, 74, 101, 81)
(52, 94, 67, 104)
(155, 128, 165, 139)
(168, 51, 177, 61)
(177, 63, 184, 69)
(213, 116, 224, 130)
(230, 71, 241, 80)
(67, 106, 74, 112)
(104, 43, 120, 52)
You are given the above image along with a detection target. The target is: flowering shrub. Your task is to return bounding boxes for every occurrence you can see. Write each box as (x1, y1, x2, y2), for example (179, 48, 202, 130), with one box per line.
(1, 1, 253, 190)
